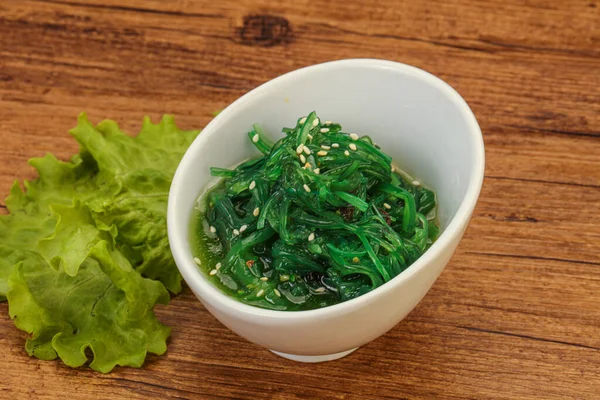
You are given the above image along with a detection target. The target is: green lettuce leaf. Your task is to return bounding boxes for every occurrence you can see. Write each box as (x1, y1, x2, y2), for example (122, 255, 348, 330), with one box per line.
(0, 153, 97, 297)
(8, 241, 170, 373)
(70, 114, 200, 293)
(0, 113, 200, 372)
(38, 202, 115, 276)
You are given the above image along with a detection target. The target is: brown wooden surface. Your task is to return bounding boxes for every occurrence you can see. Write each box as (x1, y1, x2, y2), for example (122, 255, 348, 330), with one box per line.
(1, 1, 599, 399)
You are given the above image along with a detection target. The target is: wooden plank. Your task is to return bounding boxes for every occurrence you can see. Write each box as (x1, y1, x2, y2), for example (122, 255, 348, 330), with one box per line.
(0, 0, 599, 398)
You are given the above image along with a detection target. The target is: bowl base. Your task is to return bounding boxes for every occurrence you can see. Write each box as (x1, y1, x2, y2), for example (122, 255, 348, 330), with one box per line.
(270, 347, 358, 363)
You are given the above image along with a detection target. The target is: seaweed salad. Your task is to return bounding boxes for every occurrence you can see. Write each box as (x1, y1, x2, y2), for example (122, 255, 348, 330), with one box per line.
(190, 112, 439, 311)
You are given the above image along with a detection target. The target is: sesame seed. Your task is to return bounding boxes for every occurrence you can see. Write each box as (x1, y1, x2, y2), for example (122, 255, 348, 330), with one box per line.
(312, 118, 319, 127)
(249, 180, 256, 190)
(303, 146, 311, 155)
(209, 269, 218, 276)
(304, 162, 312, 169)
(325, 120, 332, 125)
(320, 128, 329, 133)
(256, 289, 265, 297)
(321, 145, 331, 150)
(383, 203, 392, 210)
(252, 134, 259, 143)
(253, 207, 260, 217)
(308, 232, 315, 242)
(216, 262, 222, 270)
(350, 133, 359, 141)
(209, 225, 216, 233)
(239, 224, 248, 233)
(317, 150, 328, 156)
(344, 150, 350, 156)
(349, 143, 357, 151)
(274, 289, 281, 297)
(412, 180, 421, 186)
(314, 168, 320, 174)
(352, 256, 360, 263)
(193, 257, 202, 266)
(300, 154, 307, 164)
(280, 274, 290, 282)
(260, 277, 268, 281)
(233, 229, 240, 236)
(303, 184, 311, 193)
(296, 144, 304, 154)
(332, 143, 340, 148)
(315, 287, 326, 293)
(299, 117, 307, 125)
(307, 134, 313, 140)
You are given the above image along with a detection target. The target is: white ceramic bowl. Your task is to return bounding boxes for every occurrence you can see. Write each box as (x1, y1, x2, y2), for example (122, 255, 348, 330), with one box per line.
(168, 59, 484, 362)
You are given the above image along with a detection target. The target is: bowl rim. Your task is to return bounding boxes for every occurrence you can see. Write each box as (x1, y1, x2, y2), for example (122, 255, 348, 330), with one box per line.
(168, 58, 485, 320)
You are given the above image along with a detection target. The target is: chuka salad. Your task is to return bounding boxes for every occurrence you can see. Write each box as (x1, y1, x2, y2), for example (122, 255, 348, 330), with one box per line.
(191, 112, 439, 311)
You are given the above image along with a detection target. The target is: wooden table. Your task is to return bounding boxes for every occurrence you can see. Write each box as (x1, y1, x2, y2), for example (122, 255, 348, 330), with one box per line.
(1, 1, 599, 398)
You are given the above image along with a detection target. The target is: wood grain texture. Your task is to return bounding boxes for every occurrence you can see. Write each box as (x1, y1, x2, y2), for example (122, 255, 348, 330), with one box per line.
(1, 0, 599, 398)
